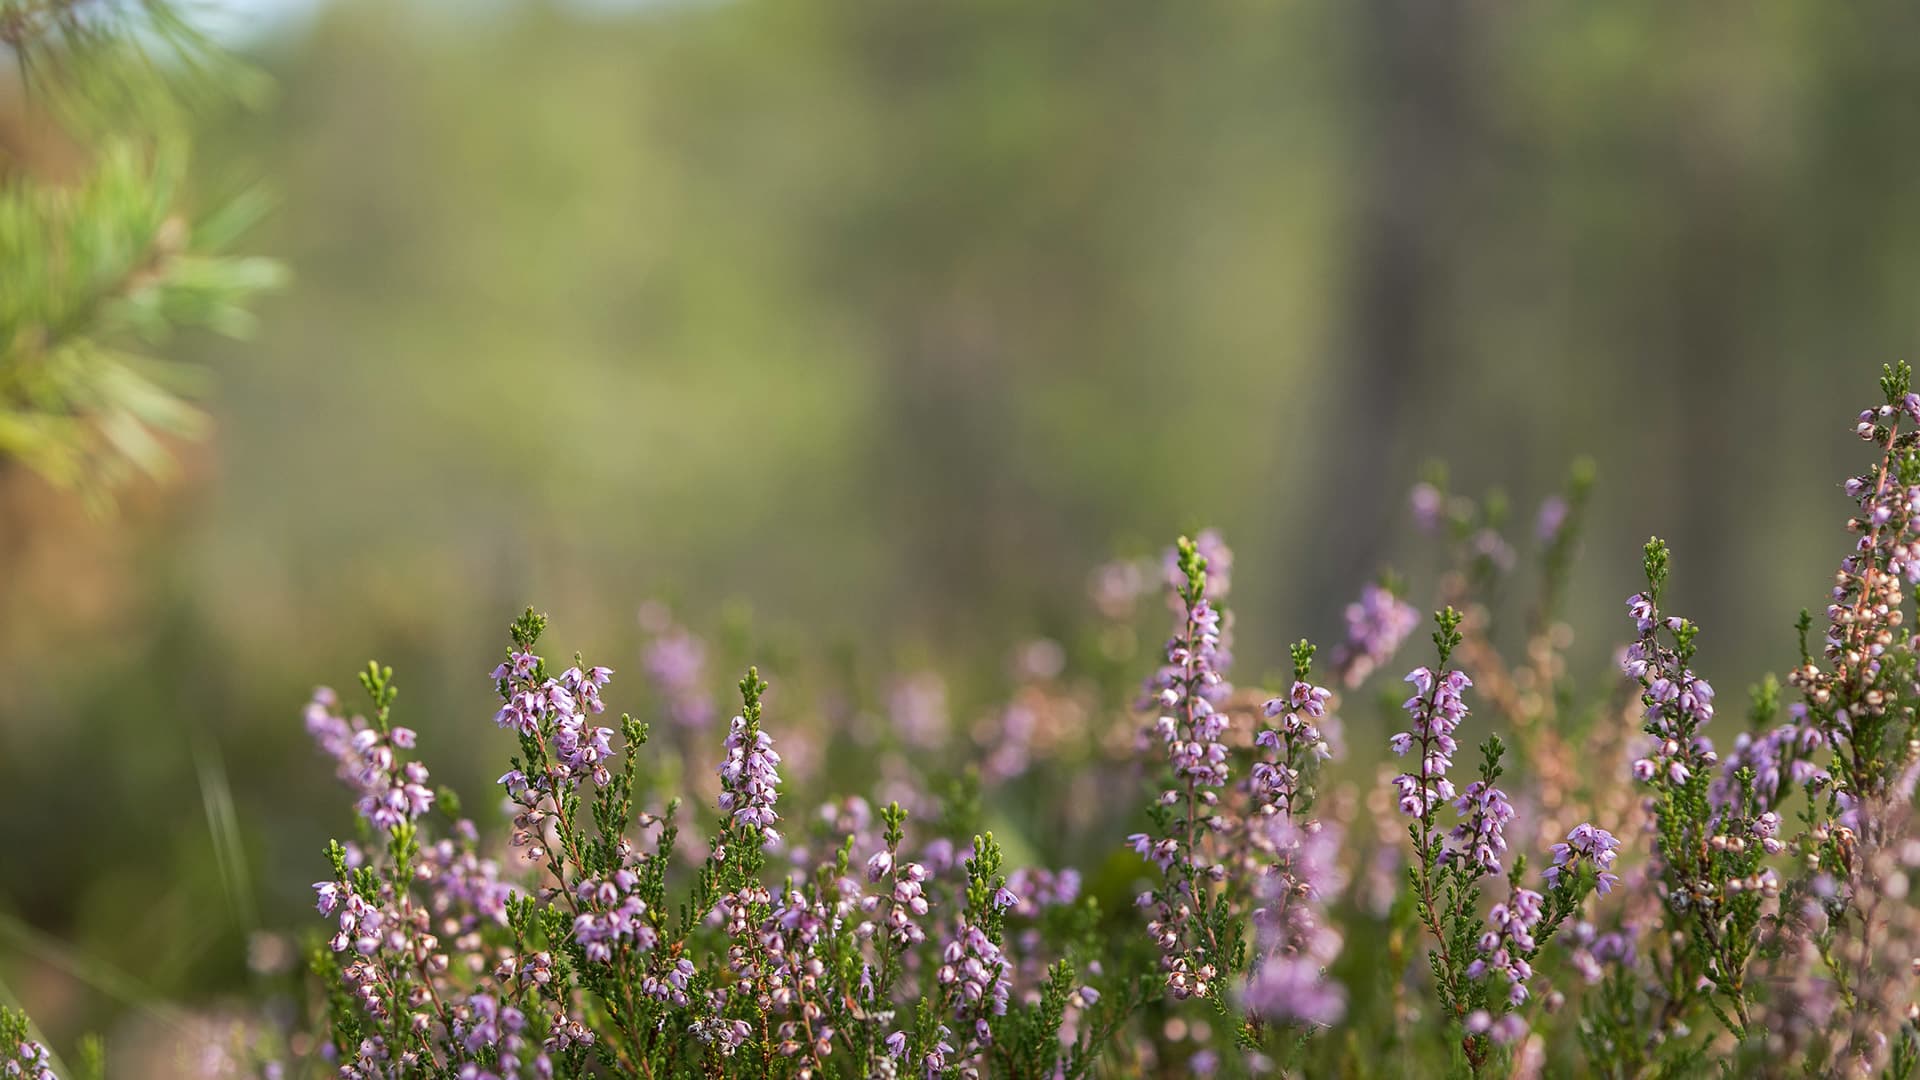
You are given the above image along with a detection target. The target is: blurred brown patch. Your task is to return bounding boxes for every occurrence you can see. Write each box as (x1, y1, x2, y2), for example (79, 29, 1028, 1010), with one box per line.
(0, 437, 209, 672)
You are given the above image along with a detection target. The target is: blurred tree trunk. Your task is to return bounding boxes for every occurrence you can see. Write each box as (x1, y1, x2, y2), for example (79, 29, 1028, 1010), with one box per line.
(1295, 0, 1485, 593)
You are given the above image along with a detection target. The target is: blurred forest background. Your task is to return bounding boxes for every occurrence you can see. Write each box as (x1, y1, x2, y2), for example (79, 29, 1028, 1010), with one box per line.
(8, 0, 1920, 1064)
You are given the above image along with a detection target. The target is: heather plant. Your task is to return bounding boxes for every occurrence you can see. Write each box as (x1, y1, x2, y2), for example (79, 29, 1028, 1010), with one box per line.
(1, 1006, 56, 1080)
(18, 369, 1920, 1077)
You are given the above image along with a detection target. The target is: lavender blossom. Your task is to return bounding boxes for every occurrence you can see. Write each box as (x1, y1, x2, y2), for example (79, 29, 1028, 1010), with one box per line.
(1622, 585, 1719, 794)
(1243, 816, 1347, 1026)
(937, 921, 1011, 1018)
(1410, 481, 1445, 533)
(718, 710, 783, 848)
(305, 688, 436, 830)
(1469, 887, 1545, 1007)
(1243, 955, 1346, 1028)
(571, 870, 658, 963)
(0, 1008, 55, 1080)
(1252, 674, 1334, 819)
(1447, 778, 1516, 875)
(1134, 534, 1240, 1003)
(639, 604, 716, 729)
(1389, 666, 1473, 819)
(1534, 495, 1570, 544)
(1568, 922, 1638, 985)
(1545, 823, 1622, 895)
(889, 672, 950, 750)
(1328, 583, 1420, 689)
(1148, 591, 1233, 792)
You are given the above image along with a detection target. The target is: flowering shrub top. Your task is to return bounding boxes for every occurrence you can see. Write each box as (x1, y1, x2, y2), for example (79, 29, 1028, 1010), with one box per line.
(15, 367, 1920, 1078)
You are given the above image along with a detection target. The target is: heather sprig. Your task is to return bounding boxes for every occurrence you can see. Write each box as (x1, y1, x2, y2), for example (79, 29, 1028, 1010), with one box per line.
(1242, 643, 1346, 1033)
(1131, 534, 1241, 1009)
(0, 1007, 55, 1080)
(1385, 607, 1619, 1074)
(1764, 362, 1920, 1068)
(1621, 539, 1773, 1038)
(1389, 609, 1515, 1068)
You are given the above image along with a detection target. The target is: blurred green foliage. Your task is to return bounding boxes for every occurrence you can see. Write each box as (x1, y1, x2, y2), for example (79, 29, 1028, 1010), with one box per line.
(0, 0, 280, 502)
(9, 0, 1920, 1063)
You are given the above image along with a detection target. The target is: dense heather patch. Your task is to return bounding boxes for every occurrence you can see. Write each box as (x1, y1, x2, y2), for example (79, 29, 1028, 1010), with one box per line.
(20, 366, 1920, 1078)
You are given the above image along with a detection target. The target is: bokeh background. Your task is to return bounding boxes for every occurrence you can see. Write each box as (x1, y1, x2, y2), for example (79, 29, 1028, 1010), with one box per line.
(7, 0, 1920, 1064)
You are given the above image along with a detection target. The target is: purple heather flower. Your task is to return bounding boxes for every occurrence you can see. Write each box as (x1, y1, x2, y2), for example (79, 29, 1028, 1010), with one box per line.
(1003, 867, 1082, 914)
(1491, 1013, 1529, 1045)
(1714, 724, 1829, 813)
(559, 664, 613, 714)
(1545, 823, 1622, 895)
(689, 1017, 752, 1057)
(1468, 887, 1545, 1007)
(1751, 810, 1785, 856)
(1146, 592, 1235, 794)
(1243, 816, 1347, 1026)
(1565, 920, 1638, 985)
(919, 1024, 956, 1079)
(553, 708, 617, 788)
(304, 688, 438, 832)
(640, 957, 698, 1008)
(491, 650, 538, 683)
(1389, 667, 1472, 819)
(936, 921, 1011, 1018)
(889, 672, 950, 750)
(1253, 676, 1337, 818)
(1472, 529, 1516, 573)
(1448, 779, 1516, 875)
(5, 1033, 56, 1080)
(571, 872, 657, 964)
(1133, 539, 1249, 1005)
(1243, 955, 1346, 1026)
(1535, 495, 1569, 544)
(1622, 591, 1719, 799)
(717, 712, 783, 847)
(639, 607, 716, 729)
(1410, 482, 1445, 533)
(885, 863, 931, 945)
(1329, 584, 1420, 688)
(1783, 403, 1920, 807)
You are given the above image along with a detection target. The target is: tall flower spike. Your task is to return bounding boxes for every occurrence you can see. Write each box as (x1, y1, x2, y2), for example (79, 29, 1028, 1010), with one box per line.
(1622, 541, 1719, 793)
(1253, 642, 1335, 821)
(718, 667, 782, 849)
(1389, 664, 1473, 819)
(1133, 533, 1240, 1004)
(1789, 365, 1920, 803)
(1447, 778, 1516, 875)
